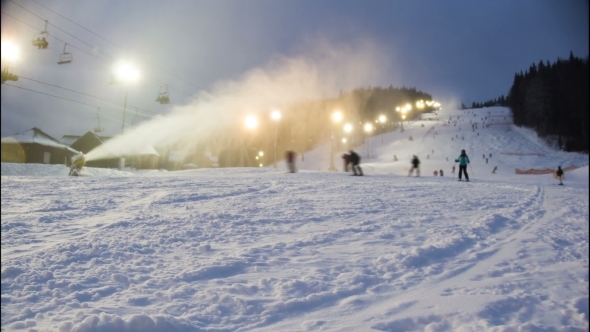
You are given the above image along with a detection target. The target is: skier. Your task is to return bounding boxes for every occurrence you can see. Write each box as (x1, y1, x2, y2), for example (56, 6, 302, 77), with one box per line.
(342, 153, 350, 172)
(555, 166, 564, 185)
(455, 149, 470, 181)
(452, 165, 456, 174)
(285, 151, 296, 173)
(433, 170, 438, 176)
(492, 166, 498, 174)
(409, 155, 420, 177)
(440, 169, 444, 176)
(349, 150, 363, 176)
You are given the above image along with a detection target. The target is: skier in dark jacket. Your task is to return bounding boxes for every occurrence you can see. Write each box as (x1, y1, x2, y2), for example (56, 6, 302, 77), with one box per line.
(342, 154, 350, 172)
(286, 151, 296, 173)
(409, 155, 420, 177)
(348, 150, 363, 176)
(455, 149, 470, 181)
(556, 166, 564, 185)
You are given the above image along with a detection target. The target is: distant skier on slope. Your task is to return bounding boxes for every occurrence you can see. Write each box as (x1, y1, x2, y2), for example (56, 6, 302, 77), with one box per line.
(455, 149, 470, 181)
(285, 151, 297, 173)
(555, 166, 564, 185)
(348, 150, 363, 176)
(409, 155, 420, 177)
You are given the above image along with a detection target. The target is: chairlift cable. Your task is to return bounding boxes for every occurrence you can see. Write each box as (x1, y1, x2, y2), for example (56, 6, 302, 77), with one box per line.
(4, 6, 199, 102)
(3, 84, 133, 126)
(9, 0, 114, 60)
(23, 0, 202, 90)
(16, 76, 159, 118)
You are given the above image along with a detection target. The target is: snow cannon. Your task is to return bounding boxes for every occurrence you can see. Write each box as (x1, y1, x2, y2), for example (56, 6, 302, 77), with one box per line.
(71, 152, 86, 169)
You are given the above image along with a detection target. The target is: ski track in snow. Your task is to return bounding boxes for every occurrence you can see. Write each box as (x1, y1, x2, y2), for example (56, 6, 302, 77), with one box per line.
(1, 107, 588, 332)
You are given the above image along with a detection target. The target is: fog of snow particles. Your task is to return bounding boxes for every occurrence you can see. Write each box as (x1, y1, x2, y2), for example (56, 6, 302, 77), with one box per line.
(1, 107, 588, 331)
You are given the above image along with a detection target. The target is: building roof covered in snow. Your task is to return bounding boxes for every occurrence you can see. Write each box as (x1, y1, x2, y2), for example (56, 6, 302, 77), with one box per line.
(61, 133, 112, 146)
(2, 127, 78, 153)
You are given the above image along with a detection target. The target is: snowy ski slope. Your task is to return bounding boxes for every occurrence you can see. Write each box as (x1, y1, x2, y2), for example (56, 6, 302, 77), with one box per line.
(1, 107, 588, 331)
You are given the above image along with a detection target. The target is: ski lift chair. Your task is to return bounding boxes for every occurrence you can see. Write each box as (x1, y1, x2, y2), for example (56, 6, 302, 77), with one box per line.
(156, 85, 171, 104)
(57, 43, 73, 64)
(32, 20, 49, 49)
(32, 35, 48, 49)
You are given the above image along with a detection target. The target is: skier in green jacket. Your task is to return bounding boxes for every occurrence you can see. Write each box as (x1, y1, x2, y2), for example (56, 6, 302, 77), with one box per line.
(455, 149, 470, 181)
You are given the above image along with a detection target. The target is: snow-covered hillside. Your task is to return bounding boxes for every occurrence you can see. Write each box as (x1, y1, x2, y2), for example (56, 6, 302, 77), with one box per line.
(1, 107, 588, 331)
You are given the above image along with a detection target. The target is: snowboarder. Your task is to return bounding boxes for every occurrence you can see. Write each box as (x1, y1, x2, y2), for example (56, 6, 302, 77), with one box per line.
(433, 170, 438, 176)
(489, 153, 492, 158)
(455, 149, 470, 181)
(342, 153, 350, 172)
(440, 169, 444, 176)
(285, 151, 297, 173)
(556, 166, 564, 185)
(409, 155, 420, 177)
(393, 155, 398, 162)
(349, 150, 363, 176)
(492, 166, 498, 174)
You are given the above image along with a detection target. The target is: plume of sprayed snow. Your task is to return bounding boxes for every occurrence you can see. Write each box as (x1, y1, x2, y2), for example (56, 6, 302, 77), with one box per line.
(85, 41, 390, 161)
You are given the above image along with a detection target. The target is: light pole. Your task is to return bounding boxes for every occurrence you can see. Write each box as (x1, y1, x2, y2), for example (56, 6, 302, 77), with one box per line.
(364, 123, 373, 158)
(271, 110, 281, 168)
(378, 115, 386, 144)
(241, 115, 258, 167)
(112, 61, 140, 134)
(329, 111, 343, 171)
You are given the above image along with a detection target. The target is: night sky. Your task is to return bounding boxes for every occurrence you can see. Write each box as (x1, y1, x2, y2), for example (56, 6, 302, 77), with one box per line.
(1, 0, 588, 139)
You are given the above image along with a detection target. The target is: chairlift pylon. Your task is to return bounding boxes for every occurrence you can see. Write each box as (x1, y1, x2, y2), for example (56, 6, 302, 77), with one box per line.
(57, 43, 73, 64)
(93, 107, 103, 133)
(32, 20, 49, 49)
(156, 84, 170, 104)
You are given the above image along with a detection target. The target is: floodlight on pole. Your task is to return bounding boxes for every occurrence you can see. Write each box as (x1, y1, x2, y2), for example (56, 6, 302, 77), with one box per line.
(1, 41, 19, 62)
(1, 41, 19, 84)
(271, 110, 281, 168)
(332, 111, 343, 123)
(343, 123, 353, 133)
(245, 115, 258, 130)
(112, 61, 140, 137)
(378, 115, 386, 124)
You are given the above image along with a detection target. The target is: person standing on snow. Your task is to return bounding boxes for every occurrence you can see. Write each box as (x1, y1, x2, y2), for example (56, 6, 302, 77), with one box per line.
(348, 150, 363, 176)
(342, 153, 351, 172)
(556, 166, 564, 185)
(409, 155, 420, 177)
(455, 149, 470, 181)
(285, 151, 297, 173)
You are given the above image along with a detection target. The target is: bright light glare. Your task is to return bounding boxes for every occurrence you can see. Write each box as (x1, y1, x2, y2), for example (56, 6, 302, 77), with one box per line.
(332, 111, 343, 123)
(364, 123, 373, 132)
(416, 101, 425, 109)
(396, 106, 400, 112)
(342, 138, 347, 143)
(271, 110, 281, 120)
(343, 123, 353, 133)
(1, 41, 19, 61)
(405, 104, 412, 111)
(259, 163, 263, 167)
(113, 61, 140, 82)
(259, 151, 264, 156)
(378, 115, 386, 123)
(402, 115, 406, 119)
(245, 115, 258, 129)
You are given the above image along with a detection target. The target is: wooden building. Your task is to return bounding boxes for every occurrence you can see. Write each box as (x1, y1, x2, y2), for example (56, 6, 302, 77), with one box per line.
(1, 127, 79, 164)
(63, 131, 119, 168)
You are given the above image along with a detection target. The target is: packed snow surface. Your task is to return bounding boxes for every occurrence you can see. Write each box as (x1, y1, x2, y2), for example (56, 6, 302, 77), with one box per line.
(1, 107, 588, 331)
